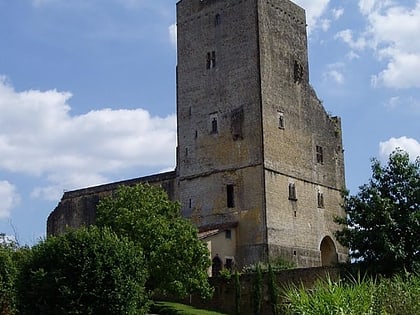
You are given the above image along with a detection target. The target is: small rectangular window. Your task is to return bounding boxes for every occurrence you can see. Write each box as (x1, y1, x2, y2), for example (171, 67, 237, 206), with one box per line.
(206, 51, 216, 69)
(227, 184, 235, 208)
(277, 111, 285, 129)
(225, 258, 233, 270)
(288, 183, 297, 201)
(316, 145, 324, 164)
(225, 229, 231, 239)
(317, 192, 324, 208)
(210, 113, 218, 134)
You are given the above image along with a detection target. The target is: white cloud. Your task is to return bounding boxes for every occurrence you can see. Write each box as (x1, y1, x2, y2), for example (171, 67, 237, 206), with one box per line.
(379, 137, 420, 161)
(337, 1, 420, 89)
(169, 23, 177, 47)
(0, 77, 176, 201)
(332, 8, 344, 20)
(324, 63, 345, 84)
(294, 0, 330, 31)
(0, 181, 20, 219)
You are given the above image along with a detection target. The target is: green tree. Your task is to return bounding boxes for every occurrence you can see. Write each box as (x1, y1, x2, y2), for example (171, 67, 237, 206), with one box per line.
(17, 227, 149, 315)
(1, 240, 18, 315)
(335, 150, 420, 274)
(95, 184, 212, 298)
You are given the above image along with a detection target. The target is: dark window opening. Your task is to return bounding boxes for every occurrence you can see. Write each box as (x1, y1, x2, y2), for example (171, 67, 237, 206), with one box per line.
(215, 14, 221, 26)
(316, 145, 324, 164)
(225, 229, 232, 239)
(212, 255, 222, 276)
(317, 192, 324, 208)
(278, 111, 285, 129)
(189, 198, 192, 208)
(211, 117, 218, 134)
(206, 51, 216, 69)
(288, 183, 297, 201)
(227, 184, 235, 208)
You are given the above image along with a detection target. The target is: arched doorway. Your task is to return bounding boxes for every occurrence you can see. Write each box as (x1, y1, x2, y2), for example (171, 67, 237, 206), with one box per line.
(212, 255, 222, 276)
(320, 236, 338, 266)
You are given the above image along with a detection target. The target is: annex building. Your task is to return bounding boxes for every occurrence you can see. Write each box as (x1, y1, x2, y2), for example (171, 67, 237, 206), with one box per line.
(47, 0, 348, 272)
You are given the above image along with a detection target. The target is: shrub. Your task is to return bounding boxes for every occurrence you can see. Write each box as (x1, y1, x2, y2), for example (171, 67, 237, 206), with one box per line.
(17, 227, 149, 315)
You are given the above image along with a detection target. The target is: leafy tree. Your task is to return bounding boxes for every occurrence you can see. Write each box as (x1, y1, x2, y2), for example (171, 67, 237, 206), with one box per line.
(335, 150, 420, 274)
(95, 184, 212, 298)
(17, 227, 149, 315)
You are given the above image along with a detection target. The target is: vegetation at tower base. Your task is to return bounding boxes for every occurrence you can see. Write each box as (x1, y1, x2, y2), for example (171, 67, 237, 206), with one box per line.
(16, 227, 149, 315)
(335, 149, 420, 275)
(95, 184, 213, 299)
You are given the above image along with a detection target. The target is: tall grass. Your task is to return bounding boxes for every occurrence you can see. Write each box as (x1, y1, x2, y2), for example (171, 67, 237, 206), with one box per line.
(282, 273, 420, 315)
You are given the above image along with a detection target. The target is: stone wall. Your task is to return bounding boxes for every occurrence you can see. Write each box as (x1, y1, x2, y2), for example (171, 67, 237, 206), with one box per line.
(175, 266, 341, 315)
(47, 171, 177, 236)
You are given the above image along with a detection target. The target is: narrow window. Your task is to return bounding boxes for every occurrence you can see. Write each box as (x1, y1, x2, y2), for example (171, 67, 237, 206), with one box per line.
(185, 147, 188, 157)
(206, 52, 211, 69)
(316, 145, 324, 164)
(215, 14, 221, 26)
(227, 184, 235, 208)
(189, 198, 192, 208)
(225, 229, 232, 239)
(210, 113, 218, 134)
(278, 111, 285, 129)
(288, 183, 297, 201)
(211, 51, 216, 68)
(317, 192, 324, 208)
(294, 60, 303, 83)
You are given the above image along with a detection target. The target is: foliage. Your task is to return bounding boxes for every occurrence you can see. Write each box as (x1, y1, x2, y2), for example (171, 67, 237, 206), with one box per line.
(152, 301, 228, 315)
(17, 227, 149, 315)
(282, 273, 420, 315)
(335, 150, 420, 274)
(234, 271, 241, 315)
(95, 184, 212, 298)
(242, 257, 295, 274)
(268, 264, 279, 315)
(252, 263, 263, 315)
(0, 240, 30, 315)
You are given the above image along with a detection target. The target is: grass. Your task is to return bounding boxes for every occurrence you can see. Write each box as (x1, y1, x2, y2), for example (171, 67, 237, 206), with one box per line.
(281, 273, 420, 315)
(151, 301, 228, 315)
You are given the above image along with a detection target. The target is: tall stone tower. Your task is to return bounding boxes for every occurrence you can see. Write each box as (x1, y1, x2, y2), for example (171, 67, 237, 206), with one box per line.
(176, 0, 347, 267)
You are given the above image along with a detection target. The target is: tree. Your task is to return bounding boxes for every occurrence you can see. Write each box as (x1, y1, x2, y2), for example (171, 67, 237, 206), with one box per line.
(95, 184, 212, 298)
(335, 150, 420, 274)
(17, 227, 149, 315)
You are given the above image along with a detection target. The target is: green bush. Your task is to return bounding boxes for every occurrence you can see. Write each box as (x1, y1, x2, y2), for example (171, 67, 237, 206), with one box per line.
(17, 227, 149, 315)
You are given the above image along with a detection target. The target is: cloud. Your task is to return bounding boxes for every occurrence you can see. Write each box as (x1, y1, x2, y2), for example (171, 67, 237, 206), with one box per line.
(0, 76, 176, 201)
(324, 63, 345, 84)
(169, 23, 177, 47)
(379, 137, 420, 161)
(337, 1, 420, 89)
(0, 181, 20, 219)
(294, 0, 330, 31)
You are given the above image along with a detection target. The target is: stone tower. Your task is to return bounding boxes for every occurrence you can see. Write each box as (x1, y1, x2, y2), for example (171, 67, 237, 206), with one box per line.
(176, 0, 347, 267)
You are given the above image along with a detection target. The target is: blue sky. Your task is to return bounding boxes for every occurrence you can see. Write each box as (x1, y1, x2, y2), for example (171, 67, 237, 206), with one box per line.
(1, 0, 419, 245)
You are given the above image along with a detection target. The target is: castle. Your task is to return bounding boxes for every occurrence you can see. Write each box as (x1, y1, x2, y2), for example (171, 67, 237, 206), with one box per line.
(47, 0, 348, 270)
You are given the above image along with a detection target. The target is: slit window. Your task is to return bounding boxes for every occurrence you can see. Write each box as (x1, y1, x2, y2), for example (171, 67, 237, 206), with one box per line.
(225, 229, 232, 239)
(317, 192, 324, 208)
(206, 51, 216, 69)
(227, 184, 235, 208)
(278, 111, 285, 129)
(288, 183, 297, 201)
(210, 113, 218, 134)
(316, 145, 324, 164)
(215, 14, 221, 26)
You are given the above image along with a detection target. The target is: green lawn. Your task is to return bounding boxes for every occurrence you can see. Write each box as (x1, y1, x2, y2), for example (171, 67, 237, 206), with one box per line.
(152, 301, 228, 315)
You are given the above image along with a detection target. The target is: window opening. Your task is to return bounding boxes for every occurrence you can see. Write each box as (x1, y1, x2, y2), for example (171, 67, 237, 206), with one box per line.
(278, 111, 285, 129)
(210, 113, 218, 134)
(227, 184, 235, 208)
(206, 51, 216, 69)
(225, 229, 232, 239)
(288, 183, 297, 200)
(212, 255, 222, 276)
(317, 192, 324, 208)
(316, 145, 324, 164)
(215, 14, 221, 26)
